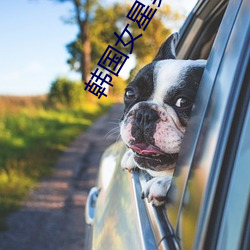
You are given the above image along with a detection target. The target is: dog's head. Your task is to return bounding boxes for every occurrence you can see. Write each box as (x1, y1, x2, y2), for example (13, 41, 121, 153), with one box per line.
(120, 33, 206, 174)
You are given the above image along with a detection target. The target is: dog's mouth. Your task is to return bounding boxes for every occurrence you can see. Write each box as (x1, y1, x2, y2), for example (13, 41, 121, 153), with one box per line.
(129, 143, 178, 165)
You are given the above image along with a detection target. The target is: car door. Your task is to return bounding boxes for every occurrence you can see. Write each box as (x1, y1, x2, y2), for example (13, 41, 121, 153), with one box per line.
(166, 0, 250, 248)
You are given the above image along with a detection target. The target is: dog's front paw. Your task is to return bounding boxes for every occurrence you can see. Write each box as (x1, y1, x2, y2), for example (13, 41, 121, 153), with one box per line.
(141, 175, 172, 206)
(121, 149, 136, 172)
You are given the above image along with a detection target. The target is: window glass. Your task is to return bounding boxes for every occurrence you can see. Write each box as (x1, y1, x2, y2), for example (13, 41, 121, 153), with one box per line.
(216, 93, 250, 249)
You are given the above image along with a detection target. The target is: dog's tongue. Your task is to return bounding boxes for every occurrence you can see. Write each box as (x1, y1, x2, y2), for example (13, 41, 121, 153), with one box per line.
(130, 143, 164, 155)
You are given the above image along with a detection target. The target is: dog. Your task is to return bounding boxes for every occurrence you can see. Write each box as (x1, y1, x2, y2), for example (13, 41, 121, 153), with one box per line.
(120, 33, 206, 206)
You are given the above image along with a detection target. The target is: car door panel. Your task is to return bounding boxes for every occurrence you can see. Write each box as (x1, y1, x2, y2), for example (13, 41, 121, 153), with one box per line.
(92, 142, 159, 250)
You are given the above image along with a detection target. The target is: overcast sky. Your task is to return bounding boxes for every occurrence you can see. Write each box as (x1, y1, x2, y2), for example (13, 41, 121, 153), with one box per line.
(0, 0, 197, 96)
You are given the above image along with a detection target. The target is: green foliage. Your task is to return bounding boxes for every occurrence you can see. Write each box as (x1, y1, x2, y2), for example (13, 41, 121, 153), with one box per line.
(57, 1, 176, 100)
(66, 3, 172, 76)
(0, 96, 112, 230)
(48, 77, 86, 108)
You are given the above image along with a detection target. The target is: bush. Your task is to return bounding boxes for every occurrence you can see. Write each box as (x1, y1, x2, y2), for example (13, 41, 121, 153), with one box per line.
(48, 77, 86, 108)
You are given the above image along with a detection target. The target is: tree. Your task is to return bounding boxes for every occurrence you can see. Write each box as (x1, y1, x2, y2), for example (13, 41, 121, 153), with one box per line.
(52, 0, 98, 84)
(66, 3, 172, 82)
(66, 3, 130, 73)
(54, 1, 175, 101)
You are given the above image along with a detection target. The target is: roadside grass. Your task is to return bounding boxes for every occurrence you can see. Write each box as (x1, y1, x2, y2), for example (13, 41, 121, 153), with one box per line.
(0, 96, 113, 230)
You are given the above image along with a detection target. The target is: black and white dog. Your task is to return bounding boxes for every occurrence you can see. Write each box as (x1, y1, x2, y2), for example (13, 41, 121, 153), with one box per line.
(120, 33, 206, 206)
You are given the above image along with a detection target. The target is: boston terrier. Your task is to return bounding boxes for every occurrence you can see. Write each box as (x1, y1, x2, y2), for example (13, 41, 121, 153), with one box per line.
(120, 33, 206, 206)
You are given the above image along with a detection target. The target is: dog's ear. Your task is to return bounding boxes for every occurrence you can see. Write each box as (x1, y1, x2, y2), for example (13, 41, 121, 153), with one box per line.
(153, 32, 179, 61)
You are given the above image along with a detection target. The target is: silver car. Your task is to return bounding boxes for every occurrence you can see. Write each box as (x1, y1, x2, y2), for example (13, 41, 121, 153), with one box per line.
(85, 0, 250, 249)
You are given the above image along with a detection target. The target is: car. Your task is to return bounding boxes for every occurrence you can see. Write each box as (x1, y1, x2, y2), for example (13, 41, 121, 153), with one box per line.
(85, 0, 250, 249)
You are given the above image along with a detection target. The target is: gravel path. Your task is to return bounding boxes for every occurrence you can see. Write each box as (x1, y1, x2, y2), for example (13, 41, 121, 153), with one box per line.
(0, 103, 124, 250)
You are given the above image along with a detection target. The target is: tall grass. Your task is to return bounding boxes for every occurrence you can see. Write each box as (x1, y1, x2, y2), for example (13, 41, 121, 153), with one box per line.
(0, 95, 112, 230)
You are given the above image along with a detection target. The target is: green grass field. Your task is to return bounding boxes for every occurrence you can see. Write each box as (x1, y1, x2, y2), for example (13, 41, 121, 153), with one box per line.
(0, 95, 112, 230)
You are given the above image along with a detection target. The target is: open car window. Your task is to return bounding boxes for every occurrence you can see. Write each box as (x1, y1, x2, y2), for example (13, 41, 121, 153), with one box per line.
(137, 0, 249, 248)
(166, 0, 234, 229)
(135, 0, 231, 247)
(166, 0, 229, 229)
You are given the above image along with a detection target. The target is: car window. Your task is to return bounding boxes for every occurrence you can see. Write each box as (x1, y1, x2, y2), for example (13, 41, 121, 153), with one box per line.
(177, 0, 228, 60)
(134, 0, 230, 248)
(216, 77, 250, 250)
(166, 0, 231, 231)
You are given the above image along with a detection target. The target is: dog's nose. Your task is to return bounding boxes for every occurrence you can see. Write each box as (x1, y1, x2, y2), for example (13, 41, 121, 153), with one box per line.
(135, 109, 159, 130)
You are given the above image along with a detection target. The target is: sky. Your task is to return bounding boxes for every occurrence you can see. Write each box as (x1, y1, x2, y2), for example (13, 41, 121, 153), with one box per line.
(0, 0, 197, 96)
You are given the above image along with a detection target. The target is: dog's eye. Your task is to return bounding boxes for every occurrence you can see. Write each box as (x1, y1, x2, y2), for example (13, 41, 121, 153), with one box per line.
(125, 89, 136, 100)
(175, 97, 192, 108)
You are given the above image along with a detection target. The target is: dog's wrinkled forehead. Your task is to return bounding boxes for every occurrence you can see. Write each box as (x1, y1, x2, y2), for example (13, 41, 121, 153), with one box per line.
(123, 59, 206, 116)
(152, 59, 206, 103)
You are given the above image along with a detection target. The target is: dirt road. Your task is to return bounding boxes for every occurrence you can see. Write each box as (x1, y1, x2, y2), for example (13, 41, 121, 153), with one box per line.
(0, 103, 123, 250)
